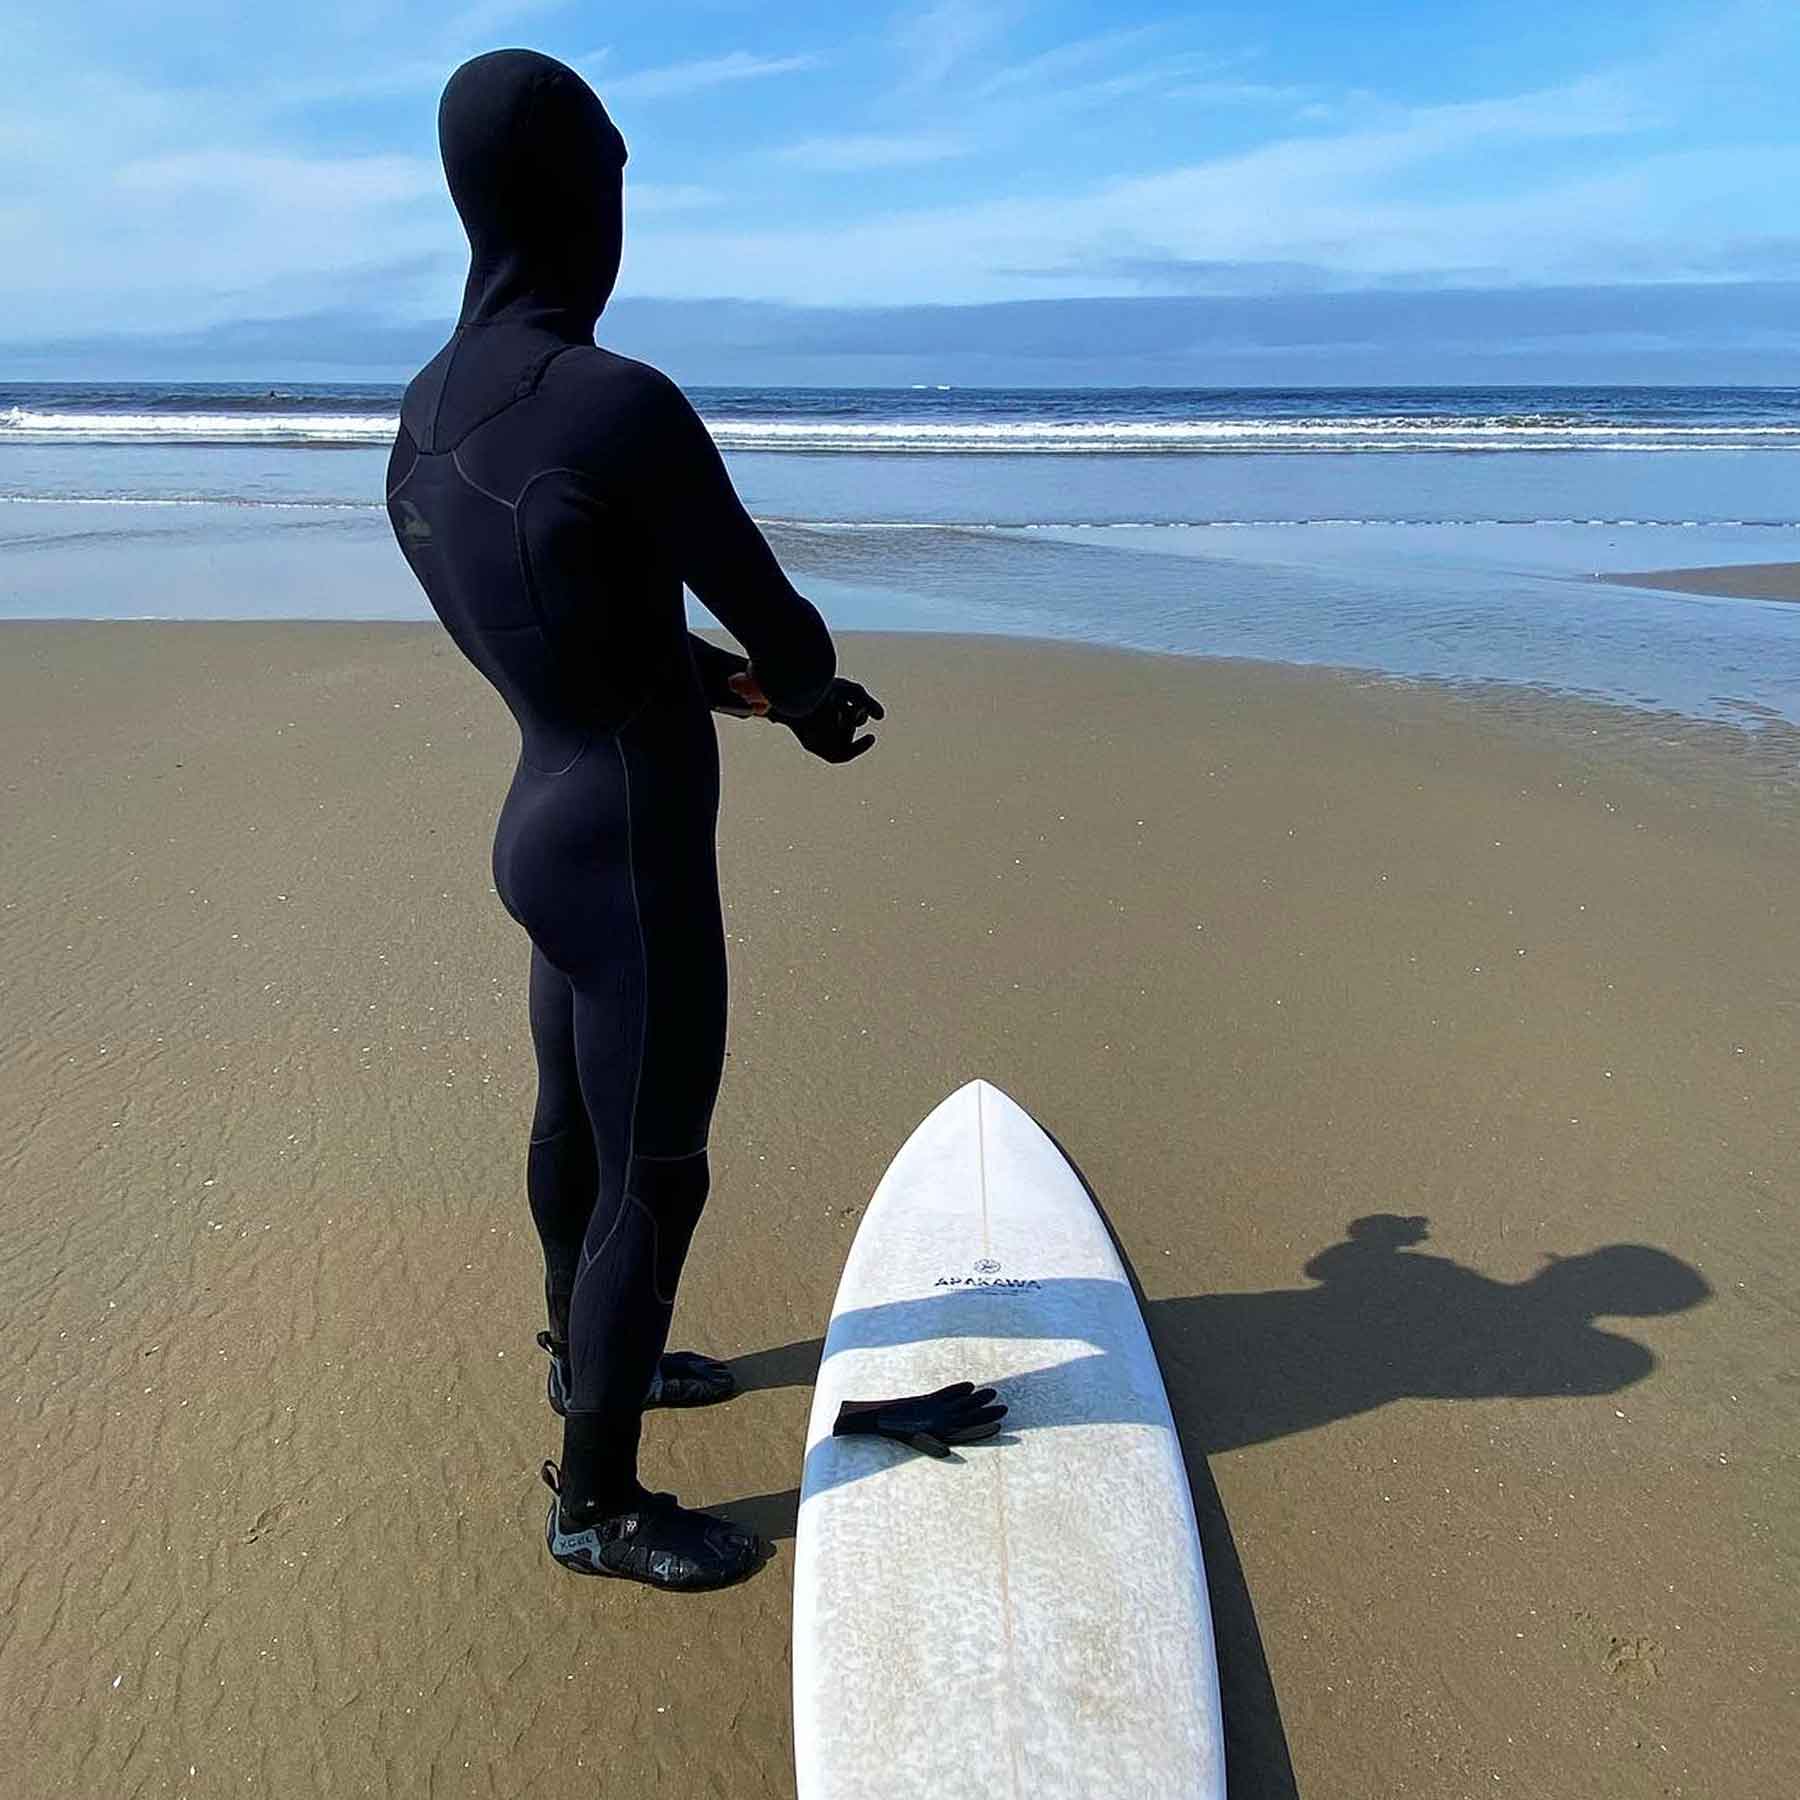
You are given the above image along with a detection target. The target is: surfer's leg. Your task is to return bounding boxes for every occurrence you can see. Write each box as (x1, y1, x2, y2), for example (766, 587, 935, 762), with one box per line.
(550, 964, 656, 1511)
(554, 732, 730, 1509)
(533, 729, 766, 1586)
(610, 807, 737, 1408)
(525, 939, 734, 1414)
(545, 960, 768, 1586)
(524, 945, 598, 1345)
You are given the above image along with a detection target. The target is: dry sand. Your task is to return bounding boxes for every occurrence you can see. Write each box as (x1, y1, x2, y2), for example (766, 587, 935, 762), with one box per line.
(3, 623, 1795, 1800)
(1598, 561, 1800, 603)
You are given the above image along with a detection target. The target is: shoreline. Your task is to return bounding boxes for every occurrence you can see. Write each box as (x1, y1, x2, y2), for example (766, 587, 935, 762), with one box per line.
(5, 623, 1795, 1799)
(8, 616, 1797, 811)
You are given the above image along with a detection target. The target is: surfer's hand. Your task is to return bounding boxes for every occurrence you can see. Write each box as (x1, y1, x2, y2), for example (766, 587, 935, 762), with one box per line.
(781, 678, 885, 763)
(725, 669, 771, 716)
(831, 1382, 1006, 1458)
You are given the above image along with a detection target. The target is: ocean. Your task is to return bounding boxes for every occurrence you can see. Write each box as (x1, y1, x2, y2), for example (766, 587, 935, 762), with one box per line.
(4, 382, 1798, 731)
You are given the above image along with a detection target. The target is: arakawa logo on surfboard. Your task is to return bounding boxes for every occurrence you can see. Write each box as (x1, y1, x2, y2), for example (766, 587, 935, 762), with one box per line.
(933, 1257, 1042, 1292)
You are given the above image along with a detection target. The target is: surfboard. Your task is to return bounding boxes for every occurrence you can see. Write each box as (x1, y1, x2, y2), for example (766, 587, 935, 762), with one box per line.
(793, 1078, 1225, 1799)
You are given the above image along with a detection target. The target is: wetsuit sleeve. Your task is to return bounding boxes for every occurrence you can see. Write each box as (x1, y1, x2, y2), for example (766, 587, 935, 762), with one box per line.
(687, 632, 753, 713)
(633, 373, 837, 719)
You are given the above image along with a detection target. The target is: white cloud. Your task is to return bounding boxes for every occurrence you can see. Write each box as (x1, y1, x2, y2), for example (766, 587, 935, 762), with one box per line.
(438, 0, 573, 48)
(1165, 81, 1317, 109)
(260, 2, 582, 108)
(1, 127, 456, 335)
(627, 182, 720, 214)
(599, 51, 820, 103)
(774, 133, 970, 172)
(618, 70, 1781, 306)
(116, 151, 438, 207)
(971, 24, 1165, 98)
(881, 19, 1294, 148)
(890, 1, 1015, 90)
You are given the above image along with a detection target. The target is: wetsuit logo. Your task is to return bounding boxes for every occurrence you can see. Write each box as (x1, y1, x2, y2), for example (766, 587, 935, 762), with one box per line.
(394, 498, 434, 543)
(934, 1257, 1040, 1293)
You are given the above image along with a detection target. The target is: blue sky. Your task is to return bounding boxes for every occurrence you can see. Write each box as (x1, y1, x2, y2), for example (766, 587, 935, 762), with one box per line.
(4, 0, 1799, 382)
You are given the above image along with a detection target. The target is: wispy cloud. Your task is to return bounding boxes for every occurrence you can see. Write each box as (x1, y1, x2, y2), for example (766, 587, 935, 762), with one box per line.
(970, 24, 1164, 98)
(262, 0, 580, 109)
(621, 65, 1776, 306)
(1165, 81, 1318, 109)
(994, 256, 1347, 294)
(889, 1, 1015, 91)
(876, 17, 1297, 154)
(598, 51, 820, 104)
(774, 133, 970, 172)
(437, 0, 573, 48)
(627, 181, 720, 214)
(116, 151, 438, 207)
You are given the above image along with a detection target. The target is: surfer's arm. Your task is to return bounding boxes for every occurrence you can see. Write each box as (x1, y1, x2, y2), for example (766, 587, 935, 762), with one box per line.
(686, 632, 760, 716)
(634, 371, 836, 719)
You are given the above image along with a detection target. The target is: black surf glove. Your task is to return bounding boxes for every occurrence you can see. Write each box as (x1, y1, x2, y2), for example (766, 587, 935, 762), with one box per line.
(831, 1382, 1007, 1458)
(780, 678, 885, 763)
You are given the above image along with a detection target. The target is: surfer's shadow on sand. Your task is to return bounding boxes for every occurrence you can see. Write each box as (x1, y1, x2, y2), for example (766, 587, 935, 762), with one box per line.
(1152, 1214, 1711, 1457)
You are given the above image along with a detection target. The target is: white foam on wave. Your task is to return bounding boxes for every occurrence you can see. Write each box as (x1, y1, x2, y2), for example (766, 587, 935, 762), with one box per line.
(717, 419, 1800, 453)
(0, 492, 376, 510)
(6, 405, 1800, 453)
(0, 407, 397, 442)
(3, 495, 1797, 530)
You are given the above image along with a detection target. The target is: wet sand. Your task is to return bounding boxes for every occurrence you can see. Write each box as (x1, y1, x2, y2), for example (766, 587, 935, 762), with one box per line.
(1598, 560, 1800, 602)
(3, 623, 1795, 1799)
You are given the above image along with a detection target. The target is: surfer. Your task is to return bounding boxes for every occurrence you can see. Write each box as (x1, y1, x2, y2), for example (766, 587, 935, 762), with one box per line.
(386, 48, 883, 1591)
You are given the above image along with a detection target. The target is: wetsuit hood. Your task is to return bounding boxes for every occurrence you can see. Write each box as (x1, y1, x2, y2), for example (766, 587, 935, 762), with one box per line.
(439, 49, 627, 335)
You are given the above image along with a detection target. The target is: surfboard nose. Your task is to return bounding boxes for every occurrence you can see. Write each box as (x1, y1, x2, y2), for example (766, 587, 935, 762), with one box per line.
(936, 1076, 1011, 1140)
(949, 1075, 1012, 1107)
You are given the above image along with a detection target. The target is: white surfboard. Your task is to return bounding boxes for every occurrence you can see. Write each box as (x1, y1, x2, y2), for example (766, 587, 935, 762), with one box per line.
(793, 1079, 1225, 1799)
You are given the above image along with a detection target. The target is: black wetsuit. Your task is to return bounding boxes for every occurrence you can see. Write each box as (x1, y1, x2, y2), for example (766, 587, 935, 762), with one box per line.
(385, 50, 837, 1513)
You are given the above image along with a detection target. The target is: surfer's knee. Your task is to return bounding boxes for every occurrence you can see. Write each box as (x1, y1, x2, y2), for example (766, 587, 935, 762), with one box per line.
(626, 1149, 710, 1303)
(525, 1006, 586, 1143)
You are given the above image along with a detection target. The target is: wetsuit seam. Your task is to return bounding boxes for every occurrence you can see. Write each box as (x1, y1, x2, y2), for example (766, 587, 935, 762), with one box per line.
(617, 732, 650, 1195)
(426, 330, 467, 452)
(508, 481, 597, 773)
(594, 694, 654, 742)
(532, 342, 586, 391)
(509, 468, 663, 745)
(445, 448, 589, 774)
(518, 464, 614, 497)
(572, 733, 650, 1288)
(510, 467, 600, 547)
(432, 339, 580, 453)
(631, 1147, 707, 1161)
(630, 1193, 679, 1307)
(449, 447, 517, 511)
(574, 1196, 630, 1286)
(385, 429, 421, 501)
(539, 738, 592, 777)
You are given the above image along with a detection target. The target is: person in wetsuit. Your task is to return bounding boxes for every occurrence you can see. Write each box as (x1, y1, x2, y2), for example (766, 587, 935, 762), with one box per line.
(385, 48, 883, 1592)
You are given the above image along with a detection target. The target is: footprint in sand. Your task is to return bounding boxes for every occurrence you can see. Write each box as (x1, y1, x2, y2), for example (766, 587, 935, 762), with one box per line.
(1602, 1633, 1664, 1689)
(240, 1502, 289, 1545)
